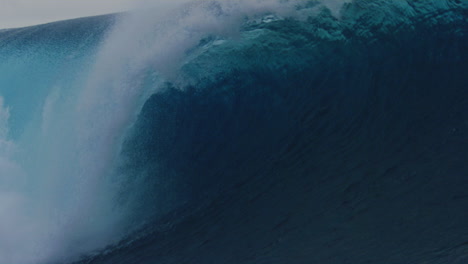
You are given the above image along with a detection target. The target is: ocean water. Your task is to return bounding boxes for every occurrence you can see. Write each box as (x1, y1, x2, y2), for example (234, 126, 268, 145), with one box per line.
(0, 0, 467, 263)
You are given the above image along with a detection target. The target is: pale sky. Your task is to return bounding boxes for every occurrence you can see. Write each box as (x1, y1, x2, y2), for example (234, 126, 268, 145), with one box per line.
(0, 0, 138, 29)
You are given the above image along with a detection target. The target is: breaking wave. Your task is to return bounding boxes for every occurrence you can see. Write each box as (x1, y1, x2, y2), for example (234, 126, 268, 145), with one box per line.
(0, 1, 467, 263)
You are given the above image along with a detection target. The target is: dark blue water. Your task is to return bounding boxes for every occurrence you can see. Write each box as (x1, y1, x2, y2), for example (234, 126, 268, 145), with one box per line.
(0, 1, 467, 263)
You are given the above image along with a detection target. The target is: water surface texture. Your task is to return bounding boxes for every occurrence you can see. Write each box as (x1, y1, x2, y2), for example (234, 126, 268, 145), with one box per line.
(0, 0, 467, 263)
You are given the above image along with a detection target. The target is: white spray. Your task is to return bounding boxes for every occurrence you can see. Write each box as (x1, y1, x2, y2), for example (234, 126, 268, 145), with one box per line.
(0, 1, 349, 263)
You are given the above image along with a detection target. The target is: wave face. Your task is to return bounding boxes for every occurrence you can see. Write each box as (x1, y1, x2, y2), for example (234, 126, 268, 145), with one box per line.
(0, 0, 467, 263)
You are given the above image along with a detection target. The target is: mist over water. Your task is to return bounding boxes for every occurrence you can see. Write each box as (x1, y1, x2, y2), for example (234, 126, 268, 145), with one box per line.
(0, 1, 354, 263)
